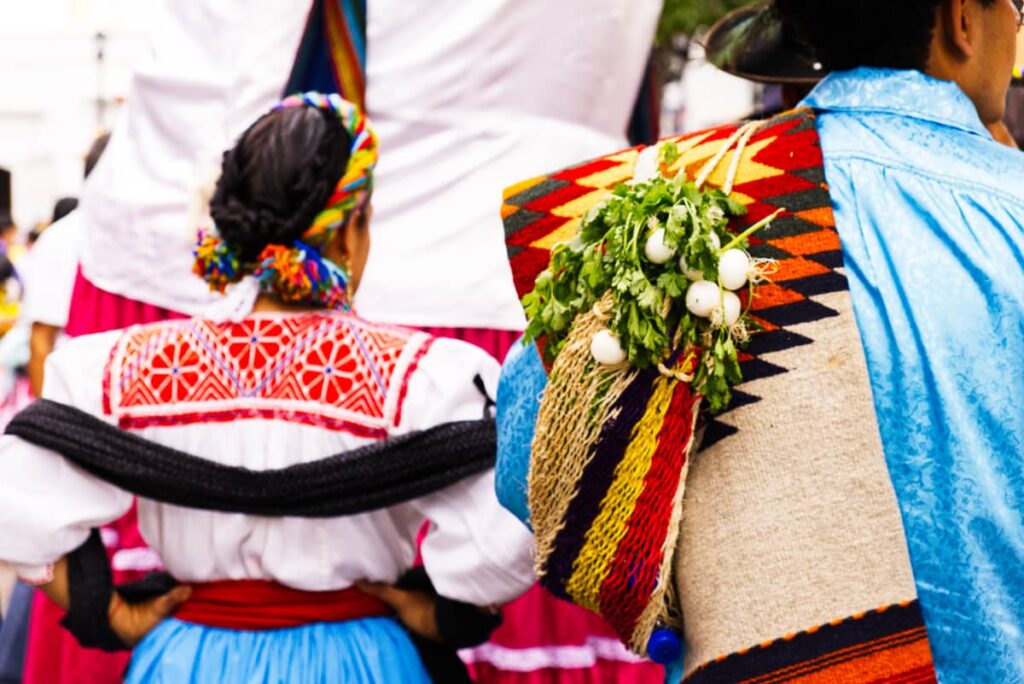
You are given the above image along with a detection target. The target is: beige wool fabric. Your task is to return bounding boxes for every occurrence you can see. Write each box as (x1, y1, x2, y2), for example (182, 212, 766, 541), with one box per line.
(675, 288, 919, 675)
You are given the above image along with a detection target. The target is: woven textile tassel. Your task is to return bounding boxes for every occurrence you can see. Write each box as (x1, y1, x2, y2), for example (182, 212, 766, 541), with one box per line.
(528, 295, 702, 653)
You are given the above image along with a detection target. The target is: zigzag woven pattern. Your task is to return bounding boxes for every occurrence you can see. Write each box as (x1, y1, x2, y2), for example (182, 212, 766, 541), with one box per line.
(663, 111, 851, 447)
(503, 109, 937, 678)
(504, 109, 849, 449)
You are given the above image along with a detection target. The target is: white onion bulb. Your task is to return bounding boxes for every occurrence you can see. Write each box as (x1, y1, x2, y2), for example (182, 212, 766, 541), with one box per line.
(718, 249, 751, 291)
(644, 229, 674, 264)
(678, 255, 705, 282)
(591, 329, 627, 366)
(685, 280, 721, 318)
(711, 291, 743, 328)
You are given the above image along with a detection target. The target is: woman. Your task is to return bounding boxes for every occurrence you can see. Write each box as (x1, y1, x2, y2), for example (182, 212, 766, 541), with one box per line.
(0, 93, 535, 682)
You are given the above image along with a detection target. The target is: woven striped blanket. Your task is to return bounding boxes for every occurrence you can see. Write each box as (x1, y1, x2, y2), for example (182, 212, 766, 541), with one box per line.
(502, 108, 938, 683)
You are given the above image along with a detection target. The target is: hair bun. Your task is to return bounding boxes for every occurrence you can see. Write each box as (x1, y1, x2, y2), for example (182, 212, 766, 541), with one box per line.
(210, 195, 294, 263)
(208, 106, 352, 263)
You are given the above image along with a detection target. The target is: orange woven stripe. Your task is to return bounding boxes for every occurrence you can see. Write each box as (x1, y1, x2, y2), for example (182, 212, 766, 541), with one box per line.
(751, 283, 806, 309)
(772, 256, 833, 282)
(777, 640, 934, 684)
(741, 629, 933, 684)
(794, 207, 837, 229)
(769, 229, 842, 257)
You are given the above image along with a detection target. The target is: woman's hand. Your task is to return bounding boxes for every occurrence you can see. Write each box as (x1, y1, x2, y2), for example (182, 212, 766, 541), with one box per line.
(108, 585, 192, 647)
(356, 581, 441, 642)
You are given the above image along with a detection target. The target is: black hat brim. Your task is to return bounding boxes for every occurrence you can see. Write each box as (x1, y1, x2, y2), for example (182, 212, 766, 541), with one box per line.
(704, 2, 825, 85)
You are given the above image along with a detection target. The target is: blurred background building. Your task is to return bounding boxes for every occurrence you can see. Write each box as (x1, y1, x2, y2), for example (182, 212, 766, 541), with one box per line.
(0, 0, 156, 230)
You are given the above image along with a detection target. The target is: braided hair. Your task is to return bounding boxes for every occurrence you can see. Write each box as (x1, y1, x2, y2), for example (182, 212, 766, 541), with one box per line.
(195, 93, 378, 310)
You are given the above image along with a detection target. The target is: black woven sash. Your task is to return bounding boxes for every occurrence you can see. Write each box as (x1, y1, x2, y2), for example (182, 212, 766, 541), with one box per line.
(5, 399, 497, 517)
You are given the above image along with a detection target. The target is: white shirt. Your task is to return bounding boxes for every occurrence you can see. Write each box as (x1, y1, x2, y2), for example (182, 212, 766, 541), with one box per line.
(75, 0, 662, 330)
(78, 0, 315, 317)
(357, 0, 663, 328)
(20, 211, 82, 330)
(0, 312, 535, 606)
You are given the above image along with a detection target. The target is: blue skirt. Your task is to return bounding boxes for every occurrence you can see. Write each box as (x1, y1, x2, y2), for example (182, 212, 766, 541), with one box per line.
(126, 617, 432, 683)
(0, 582, 31, 683)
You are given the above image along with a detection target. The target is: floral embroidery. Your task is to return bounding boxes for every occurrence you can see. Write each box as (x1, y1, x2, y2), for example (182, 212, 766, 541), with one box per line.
(104, 314, 431, 436)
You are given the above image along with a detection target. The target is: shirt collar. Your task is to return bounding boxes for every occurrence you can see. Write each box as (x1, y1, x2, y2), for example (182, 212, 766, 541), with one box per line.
(802, 67, 990, 138)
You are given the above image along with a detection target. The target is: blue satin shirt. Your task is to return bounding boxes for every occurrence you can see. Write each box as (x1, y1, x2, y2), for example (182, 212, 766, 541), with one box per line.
(806, 68, 1024, 683)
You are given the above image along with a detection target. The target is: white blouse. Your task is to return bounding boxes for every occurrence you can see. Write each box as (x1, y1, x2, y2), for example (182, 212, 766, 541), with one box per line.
(20, 211, 81, 332)
(0, 312, 535, 607)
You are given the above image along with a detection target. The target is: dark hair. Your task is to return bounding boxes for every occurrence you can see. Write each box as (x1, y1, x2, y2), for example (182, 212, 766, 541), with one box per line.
(209, 107, 353, 263)
(84, 132, 111, 179)
(52, 197, 79, 223)
(0, 253, 14, 283)
(775, 0, 996, 72)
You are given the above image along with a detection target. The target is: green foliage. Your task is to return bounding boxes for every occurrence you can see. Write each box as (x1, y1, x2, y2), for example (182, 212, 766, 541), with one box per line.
(522, 142, 768, 413)
(656, 0, 756, 43)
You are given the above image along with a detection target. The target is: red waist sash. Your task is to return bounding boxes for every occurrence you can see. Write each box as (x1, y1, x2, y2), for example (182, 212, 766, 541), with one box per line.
(173, 580, 392, 631)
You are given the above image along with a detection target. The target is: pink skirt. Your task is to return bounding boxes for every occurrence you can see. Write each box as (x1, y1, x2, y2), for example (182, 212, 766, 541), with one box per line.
(422, 327, 664, 684)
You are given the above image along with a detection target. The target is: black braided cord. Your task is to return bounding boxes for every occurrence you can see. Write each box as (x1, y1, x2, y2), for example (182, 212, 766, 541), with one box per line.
(5, 399, 497, 517)
(60, 530, 127, 652)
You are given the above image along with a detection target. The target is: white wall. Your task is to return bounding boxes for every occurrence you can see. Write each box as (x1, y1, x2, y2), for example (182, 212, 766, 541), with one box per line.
(0, 0, 157, 230)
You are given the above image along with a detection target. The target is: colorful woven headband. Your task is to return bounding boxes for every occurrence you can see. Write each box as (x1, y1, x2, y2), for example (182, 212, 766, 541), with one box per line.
(194, 91, 379, 311)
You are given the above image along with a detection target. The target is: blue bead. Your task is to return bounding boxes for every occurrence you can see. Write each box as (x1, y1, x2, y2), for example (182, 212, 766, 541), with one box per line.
(647, 628, 683, 665)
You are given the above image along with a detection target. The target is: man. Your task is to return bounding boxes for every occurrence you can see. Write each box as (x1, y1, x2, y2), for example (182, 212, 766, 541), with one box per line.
(497, 0, 1023, 681)
(775, 0, 1024, 677)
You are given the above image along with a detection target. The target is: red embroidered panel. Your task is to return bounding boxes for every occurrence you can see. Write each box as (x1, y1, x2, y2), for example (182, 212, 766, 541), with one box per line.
(104, 313, 432, 437)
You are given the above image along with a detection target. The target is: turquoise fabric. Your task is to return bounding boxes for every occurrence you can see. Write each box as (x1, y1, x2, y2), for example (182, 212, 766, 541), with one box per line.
(125, 617, 432, 683)
(494, 337, 546, 527)
(804, 68, 1024, 683)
